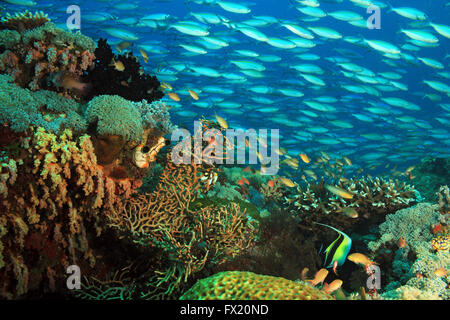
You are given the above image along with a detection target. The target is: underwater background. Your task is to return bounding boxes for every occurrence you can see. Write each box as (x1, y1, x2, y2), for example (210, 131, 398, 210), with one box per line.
(0, 0, 448, 300)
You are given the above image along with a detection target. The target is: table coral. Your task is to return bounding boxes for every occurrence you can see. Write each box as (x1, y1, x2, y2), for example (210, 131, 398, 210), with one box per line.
(179, 271, 334, 300)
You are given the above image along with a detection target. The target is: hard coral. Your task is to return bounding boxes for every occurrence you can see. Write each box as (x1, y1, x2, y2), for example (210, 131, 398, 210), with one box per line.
(106, 156, 258, 296)
(0, 126, 141, 298)
(284, 176, 417, 229)
(85, 95, 144, 143)
(179, 271, 334, 300)
(0, 10, 50, 32)
(82, 38, 164, 103)
(0, 21, 95, 98)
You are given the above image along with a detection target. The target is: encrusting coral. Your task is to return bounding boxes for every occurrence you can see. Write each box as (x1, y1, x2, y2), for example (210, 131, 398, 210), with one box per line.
(179, 271, 334, 300)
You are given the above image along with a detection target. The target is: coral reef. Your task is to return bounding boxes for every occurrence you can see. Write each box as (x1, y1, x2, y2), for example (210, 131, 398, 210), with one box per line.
(179, 271, 334, 300)
(1, 10, 50, 31)
(0, 74, 86, 134)
(410, 157, 450, 201)
(367, 203, 450, 300)
(0, 127, 135, 298)
(105, 156, 258, 297)
(437, 185, 449, 215)
(0, 19, 95, 96)
(82, 39, 164, 103)
(284, 176, 418, 231)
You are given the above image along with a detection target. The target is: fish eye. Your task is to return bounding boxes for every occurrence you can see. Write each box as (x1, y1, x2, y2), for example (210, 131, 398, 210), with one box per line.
(142, 146, 150, 153)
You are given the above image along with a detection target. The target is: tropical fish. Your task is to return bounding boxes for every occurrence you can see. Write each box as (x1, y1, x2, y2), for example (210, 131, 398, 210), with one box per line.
(314, 222, 352, 270)
(347, 253, 377, 267)
(323, 279, 343, 294)
(325, 185, 354, 199)
(307, 268, 329, 286)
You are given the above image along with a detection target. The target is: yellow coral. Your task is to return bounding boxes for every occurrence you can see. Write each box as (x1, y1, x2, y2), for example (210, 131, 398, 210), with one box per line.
(180, 271, 334, 300)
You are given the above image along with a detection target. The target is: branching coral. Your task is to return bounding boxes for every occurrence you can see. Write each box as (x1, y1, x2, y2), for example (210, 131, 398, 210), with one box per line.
(368, 203, 449, 300)
(0, 10, 50, 31)
(106, 157, 258, 296)
(284, 176, 417, 228)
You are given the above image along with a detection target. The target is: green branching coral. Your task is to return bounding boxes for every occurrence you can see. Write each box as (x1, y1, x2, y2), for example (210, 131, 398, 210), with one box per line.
(85, 95, 144, 143)
(285, 176, 417, 221)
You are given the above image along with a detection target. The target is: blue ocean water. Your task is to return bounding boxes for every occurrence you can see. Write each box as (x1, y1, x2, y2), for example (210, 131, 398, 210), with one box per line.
(2, 0, 449, 177)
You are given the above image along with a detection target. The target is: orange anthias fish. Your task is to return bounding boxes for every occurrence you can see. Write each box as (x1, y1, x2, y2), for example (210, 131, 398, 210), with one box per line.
(434, 268, 447, 278)
(431, 224, 444, 235)
(300, 153, 310, 164)
(307, 268, 329, 286)
(237, 179, 245, 186)
(167, 92, 180, 102)
(267, 180, 275, 188)
(323, 279, 343, 294)
(347, 253, 377, 267)
(398, 237, 407, 248)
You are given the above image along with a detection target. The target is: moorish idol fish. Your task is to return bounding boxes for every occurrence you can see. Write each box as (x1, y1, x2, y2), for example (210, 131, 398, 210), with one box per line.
(314, 222, 352, 270)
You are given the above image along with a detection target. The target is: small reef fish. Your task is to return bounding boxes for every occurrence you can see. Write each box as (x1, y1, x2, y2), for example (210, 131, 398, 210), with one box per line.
(300, 153, 310, 163)
(323, 279, 343, 294)
(347, 253, 377, 267)
(314, 222, 352, 272)
(167, 92, 180, 102)
(279, 177, 296, 188)
(325, 184, 354, 199)
(115, 41, 132, 53)
(109, 59, 125, 72)
(434, 268, 447, 278)
(188, 89, 199, 100)
(215, 114, 228, 129)
(398, 237, 407, 248)
(307, 268, 328, 286)
(339, 207, 358, 219)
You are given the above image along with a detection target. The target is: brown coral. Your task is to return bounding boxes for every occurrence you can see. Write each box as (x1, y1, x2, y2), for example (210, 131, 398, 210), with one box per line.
(106, 156, 258, 296)
(0, 127, 142, 298)
(0, 10, 50, 32)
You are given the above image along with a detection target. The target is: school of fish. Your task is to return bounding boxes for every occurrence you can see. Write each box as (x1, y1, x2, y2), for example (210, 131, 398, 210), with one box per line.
(3, 0, 449, 176)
